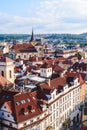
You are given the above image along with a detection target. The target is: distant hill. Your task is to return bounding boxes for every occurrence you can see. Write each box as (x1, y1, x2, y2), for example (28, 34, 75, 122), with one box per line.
(0, 34, 30, 41)
(0, 33, 87, 45)
(80, 33, 87, 37)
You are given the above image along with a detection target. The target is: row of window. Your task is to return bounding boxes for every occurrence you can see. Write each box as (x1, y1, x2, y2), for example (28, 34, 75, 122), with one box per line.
(41, 69, 52, 73)
(2, 112, 10, 117)
(1, 70, 12, 78)
(18, 54, 37, 59)
(16, 98, 31, 106)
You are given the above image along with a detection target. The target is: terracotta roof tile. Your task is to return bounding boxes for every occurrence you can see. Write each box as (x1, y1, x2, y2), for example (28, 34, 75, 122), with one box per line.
(11, 91, 43, 122)
(41, 62, 52, 68)
(40, 77, 66, 90)
(12, 43, 37, 53)
(66, 72, 84, 84)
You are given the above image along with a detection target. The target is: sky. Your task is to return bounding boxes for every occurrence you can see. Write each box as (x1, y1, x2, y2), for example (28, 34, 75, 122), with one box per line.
(0, 0, 87, 34)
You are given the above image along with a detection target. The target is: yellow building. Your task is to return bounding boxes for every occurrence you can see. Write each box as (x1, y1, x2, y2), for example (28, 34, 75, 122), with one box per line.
(0, 57, 14, 83)
(12, 43, 38, 60)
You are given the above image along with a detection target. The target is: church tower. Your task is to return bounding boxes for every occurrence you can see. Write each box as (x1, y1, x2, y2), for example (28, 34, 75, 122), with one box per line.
(30, 29, 37, 46)
(30, 29, 34, 42)
(40, 62, 52, 78)
(0, 57, 14, 83)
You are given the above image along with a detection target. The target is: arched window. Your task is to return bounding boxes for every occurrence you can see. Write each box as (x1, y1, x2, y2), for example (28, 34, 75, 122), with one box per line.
(1, 71, 4, 76)
(9, 70, 12, 78)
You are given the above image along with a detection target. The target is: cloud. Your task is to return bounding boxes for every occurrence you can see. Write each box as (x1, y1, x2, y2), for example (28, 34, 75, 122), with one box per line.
(0, 12, 41, 33)
(0, 0, 87, 34)
(35, 0, 87, 34)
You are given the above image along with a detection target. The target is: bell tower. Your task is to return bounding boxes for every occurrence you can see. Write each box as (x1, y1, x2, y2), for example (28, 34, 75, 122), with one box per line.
(40, 62, 52, 78)
(0, 57, 14, 83)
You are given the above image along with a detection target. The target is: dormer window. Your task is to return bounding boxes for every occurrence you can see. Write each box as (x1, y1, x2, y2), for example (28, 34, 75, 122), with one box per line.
(4, 106, 6, 109)
(8, 114, 10, 117)
(2, 113, 4, 115)
(1, 71, 4, 76)
(9, 123, 12, 127)
(23, 122, 27, 126)
(30, 120, 33, 123)
(16, 102, 20, 105)
(31, 109, 35, 113)
(37, 117, 40, 120)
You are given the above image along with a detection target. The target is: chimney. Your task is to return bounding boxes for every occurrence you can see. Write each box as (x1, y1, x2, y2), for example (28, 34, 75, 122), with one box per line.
(36, 56, 38, 62)
(46, 79, 51, 86)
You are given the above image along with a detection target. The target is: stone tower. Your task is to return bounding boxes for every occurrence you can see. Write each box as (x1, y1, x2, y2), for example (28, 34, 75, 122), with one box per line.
(0, 57, 14, 83)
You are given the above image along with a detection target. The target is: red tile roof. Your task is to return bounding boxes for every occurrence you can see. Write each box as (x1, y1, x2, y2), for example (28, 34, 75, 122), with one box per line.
(12, 43, 37, 53)
(53, 64, 64, 73)
(40, 77, 66, 90)
(81, 126, 87, 130)
(0, 90, 18, 107)
(29, 56, 41, 62)
(0, 90, 45, 123)
(66, 72, 84, 84)
(41, 62, 52, 68)
(12, 91, 43, 122)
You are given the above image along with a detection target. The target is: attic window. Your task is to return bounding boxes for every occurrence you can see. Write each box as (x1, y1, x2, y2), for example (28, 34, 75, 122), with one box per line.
(4, 106, 6, 109)
(31, 109, 35, 113)
(8, 114, 10, 117)
(23, 122, 27, 126)
(9, 123, 12, 127)
(2, 95, 5, 99)
(37, 117, 40, 120)
(21, 100, 26, 104)
(30, 120, 33, 123)
(6, 96, 9, 99)
(16, 102, 20, 105)
(2, 113, 4, 115)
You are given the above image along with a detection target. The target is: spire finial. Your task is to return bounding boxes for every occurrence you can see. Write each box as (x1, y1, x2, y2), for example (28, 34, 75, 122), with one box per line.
(30, 28, 34, 42)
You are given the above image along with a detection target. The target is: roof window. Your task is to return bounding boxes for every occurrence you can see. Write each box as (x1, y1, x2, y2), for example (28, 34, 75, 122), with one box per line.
(21, 100, 26, 104)
(16, 102, 20, 105)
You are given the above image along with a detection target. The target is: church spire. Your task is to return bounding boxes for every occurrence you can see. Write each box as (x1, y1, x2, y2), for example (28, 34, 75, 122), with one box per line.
(30, 29, 34, 42)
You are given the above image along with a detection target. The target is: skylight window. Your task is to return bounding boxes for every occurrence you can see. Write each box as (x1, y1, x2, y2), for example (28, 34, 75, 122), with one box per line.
(6, 96, 9, 99)
(16, 102, 20, 105)
(21, 100, 26, 104)
(27, 98, 30, 102)
(32, 97, 35, 100)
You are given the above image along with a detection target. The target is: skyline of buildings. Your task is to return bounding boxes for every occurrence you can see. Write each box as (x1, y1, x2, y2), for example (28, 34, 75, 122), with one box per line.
(0, 32, 87, 129)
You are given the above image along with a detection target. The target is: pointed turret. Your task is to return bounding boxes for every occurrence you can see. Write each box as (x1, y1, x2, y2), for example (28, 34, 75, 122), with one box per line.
(30, 29, 34, 42)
